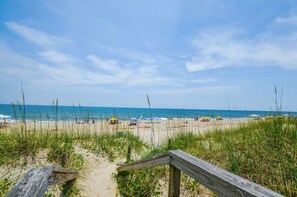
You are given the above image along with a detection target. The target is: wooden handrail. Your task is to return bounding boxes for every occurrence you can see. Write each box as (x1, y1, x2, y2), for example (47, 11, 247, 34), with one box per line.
(117, 150, 283, 197)
(117, 151, 170, 171)
(6, 166, 78, 197)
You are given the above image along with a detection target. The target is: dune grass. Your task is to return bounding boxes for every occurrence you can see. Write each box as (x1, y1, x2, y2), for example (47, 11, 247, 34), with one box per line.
(115, 118, 297, 196)
(0, 120, 147, 195)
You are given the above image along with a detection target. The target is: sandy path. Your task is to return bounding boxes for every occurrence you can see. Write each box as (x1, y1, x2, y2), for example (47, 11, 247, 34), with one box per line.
(75, 147, 118, 197)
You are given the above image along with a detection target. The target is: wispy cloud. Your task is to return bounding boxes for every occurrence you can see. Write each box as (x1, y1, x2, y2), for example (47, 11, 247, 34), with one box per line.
(109, 47, 158, 65)
(1, 38, 172, 89)
(275, 11, 297, 25)
(39, 50, 79, 66)
(185, 25, 297, 72)
(3, 22, 174, 88)
(87, 54, 171, 86)
(148, 85, 239, 95)
(0, 40, 41, 81)
(87, 55, 120, 73)
(5, 22, 69, 48)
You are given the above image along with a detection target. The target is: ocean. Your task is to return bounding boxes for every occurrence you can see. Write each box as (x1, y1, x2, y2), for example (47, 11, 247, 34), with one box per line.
(0, 104, 296, 121)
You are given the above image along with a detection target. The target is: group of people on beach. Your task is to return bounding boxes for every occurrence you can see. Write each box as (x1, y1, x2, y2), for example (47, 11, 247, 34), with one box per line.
(75, 118, 95, 124)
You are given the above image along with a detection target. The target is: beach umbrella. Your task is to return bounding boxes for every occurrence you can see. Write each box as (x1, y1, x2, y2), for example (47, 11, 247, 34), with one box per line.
(0, 114, 11, 119)
(110, 117, 117, 121)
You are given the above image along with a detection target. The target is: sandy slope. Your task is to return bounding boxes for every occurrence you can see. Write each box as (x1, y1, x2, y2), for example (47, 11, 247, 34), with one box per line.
(75, 147, 119, 197)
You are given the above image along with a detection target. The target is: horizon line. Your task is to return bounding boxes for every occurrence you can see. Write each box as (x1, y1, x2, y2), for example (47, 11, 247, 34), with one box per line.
(0, 103, 296, 113)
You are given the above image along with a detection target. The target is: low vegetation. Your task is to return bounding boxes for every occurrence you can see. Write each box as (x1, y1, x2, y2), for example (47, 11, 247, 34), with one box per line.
(0, 122, 147, 195)
(115, 118, 296, 196)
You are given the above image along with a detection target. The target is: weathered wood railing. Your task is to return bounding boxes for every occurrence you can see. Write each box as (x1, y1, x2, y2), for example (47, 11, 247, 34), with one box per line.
(117, 150, 283, 197)
(6, 166, 78, 197)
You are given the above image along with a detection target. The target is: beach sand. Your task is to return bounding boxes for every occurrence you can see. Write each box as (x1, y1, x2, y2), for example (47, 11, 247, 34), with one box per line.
(12, 117, 249, 145)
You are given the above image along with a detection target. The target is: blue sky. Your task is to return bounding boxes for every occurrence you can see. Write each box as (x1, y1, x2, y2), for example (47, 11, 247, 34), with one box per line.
(1, 0, 297, 111)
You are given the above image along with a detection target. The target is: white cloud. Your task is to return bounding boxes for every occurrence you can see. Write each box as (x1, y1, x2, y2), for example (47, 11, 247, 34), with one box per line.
(275, 11, 297, 25)
(5, 22, 69, 48)
(0, 41, 122, 87)
(185, 27, 297, 72)
(0, 41, 41, 81)
(37, 63, 120, 86)
(1, 35, 173, 90)
(3, 21, 221, 90)
(94, 44, 166, 66)
(87, 54, 171, 86)
(39, 50, 78, 66)
(87, 55, 120, 73)
(89, 45, 178, 86)
(149, 85, 239, 95)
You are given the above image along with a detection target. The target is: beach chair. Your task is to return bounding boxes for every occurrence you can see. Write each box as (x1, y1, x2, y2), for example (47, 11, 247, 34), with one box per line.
(109, 117, 119, 124)
(201, 117, 210, 122)
(216, 116, 222, 121)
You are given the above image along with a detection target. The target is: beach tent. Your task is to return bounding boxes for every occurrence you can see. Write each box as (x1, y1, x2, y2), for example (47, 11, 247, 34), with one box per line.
(0, 114, 11, 122)
(283, 114, 292, 119)
(0, 114, 11, 119)
(129, 117, 138, 126)
(250, 114, 260, 120)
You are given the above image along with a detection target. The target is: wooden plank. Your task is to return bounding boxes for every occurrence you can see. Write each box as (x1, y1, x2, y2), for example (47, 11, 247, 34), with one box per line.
(117, 151, 170, 172)
(169, 150, 284, 197)
(168, 165, 181, 197)
(6, 166, 78, 197)
(52, 166, 78, 174)
(6, 167, 53, 197)
(49, 168, 78, 185)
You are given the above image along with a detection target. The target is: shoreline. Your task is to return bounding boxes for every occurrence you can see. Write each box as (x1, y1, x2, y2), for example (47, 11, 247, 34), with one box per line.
(7, 116, 264, 123)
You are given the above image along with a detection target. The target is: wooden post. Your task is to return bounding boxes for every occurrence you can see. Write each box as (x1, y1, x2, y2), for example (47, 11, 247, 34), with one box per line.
(126, 145, 131, 163)
(61, 153, 67, 167)
(168, 164, 181, 197)
(60, 153, 75, 195)
(168, 139, 171, 150)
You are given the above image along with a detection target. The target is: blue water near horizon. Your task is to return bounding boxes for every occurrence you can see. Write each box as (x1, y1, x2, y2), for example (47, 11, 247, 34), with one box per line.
(0, 104, 296, 121)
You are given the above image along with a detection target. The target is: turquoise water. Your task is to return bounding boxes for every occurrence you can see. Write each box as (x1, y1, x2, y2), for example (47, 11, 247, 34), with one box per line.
(0, 104, 296, 121)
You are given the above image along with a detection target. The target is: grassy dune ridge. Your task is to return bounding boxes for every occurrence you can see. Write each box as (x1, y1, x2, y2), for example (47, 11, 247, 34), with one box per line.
(118, 118, 296, 196)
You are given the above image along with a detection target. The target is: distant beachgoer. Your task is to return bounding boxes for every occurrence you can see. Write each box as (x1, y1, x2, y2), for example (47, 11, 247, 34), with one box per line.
(92, 120, 95, 124)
